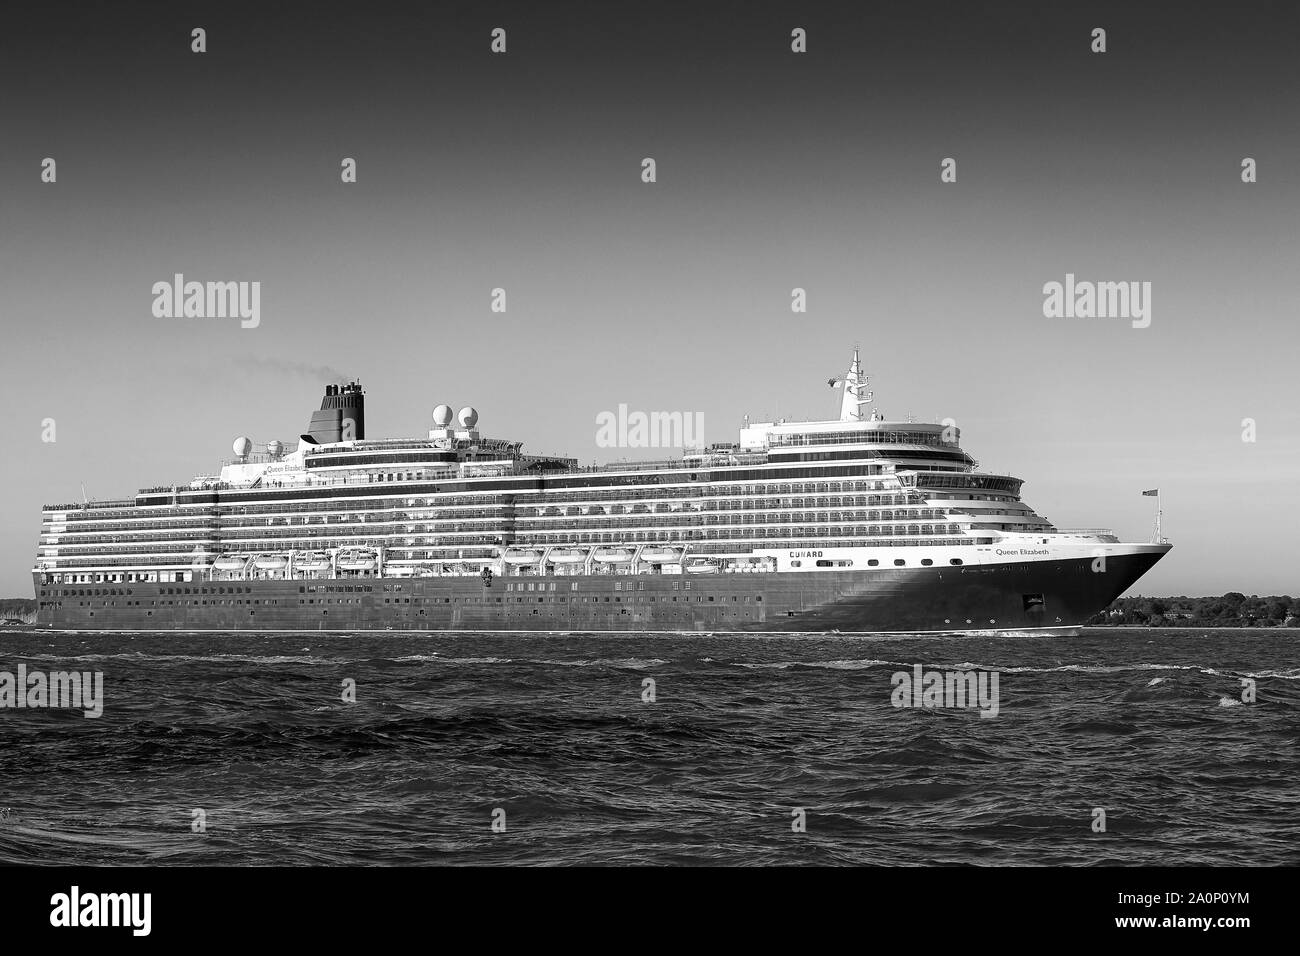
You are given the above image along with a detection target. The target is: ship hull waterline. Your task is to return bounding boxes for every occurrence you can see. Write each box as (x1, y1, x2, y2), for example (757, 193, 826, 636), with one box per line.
(33, 549, 1168, 634)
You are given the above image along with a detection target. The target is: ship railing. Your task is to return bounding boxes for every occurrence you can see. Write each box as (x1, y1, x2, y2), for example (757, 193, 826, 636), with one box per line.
(766, 430, 961, 449)
(42, 498, 137, 511)
(1055, 528, 1116, 536)
(582, 452, 768, 473)
(589, 457, 696, 472)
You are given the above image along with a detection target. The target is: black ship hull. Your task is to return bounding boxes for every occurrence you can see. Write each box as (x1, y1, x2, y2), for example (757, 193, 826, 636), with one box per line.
(33, 551, 1165, 633)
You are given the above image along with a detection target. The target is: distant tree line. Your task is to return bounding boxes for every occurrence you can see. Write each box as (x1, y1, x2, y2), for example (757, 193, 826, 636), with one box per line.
(1088, 593, 1300, 628)
(0, 599, 36, 623)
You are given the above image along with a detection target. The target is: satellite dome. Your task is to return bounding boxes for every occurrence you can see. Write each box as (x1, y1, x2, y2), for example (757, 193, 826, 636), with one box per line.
(432, 404, 454, 427)
(266, 440, 284, 457)
(232, 436, 253, 457)
(457, 406, 479, 428)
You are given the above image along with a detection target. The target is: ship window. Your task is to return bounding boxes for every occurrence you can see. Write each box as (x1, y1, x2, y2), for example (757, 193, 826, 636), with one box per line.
(921, 559, 933, 566)
(867, 559, 879, 566)
(949, 558, 963, 566)
(893, 559, 905, 566)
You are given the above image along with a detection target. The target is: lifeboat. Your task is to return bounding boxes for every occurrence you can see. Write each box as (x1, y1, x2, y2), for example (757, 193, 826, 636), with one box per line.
(385, 565, 416, 577)
(337, 549, 377, 572)
(294, 552, 330, 572)
(593, 547, 634, 564)
(214, 555, 247, 572)
(684, 559, 720, 574)
(640, 547, 683, 563)
(253, 553, 288, 571)
(548, 548, 588, 564)
(502, 549, 543, 565)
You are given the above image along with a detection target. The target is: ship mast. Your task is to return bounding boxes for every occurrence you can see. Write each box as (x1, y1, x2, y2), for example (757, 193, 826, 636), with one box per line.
(830, 346, 876, 422)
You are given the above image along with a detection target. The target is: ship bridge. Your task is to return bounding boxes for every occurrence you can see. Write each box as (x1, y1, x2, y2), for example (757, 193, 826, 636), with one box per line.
(738, 347, 971, 467)
(740, 419, 974, 469)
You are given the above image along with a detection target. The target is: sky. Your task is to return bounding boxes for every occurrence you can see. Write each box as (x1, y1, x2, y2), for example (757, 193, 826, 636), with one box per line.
(1, 1, 1297, 597)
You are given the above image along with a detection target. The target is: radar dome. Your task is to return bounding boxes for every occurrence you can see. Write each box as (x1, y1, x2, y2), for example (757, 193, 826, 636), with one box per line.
(432, 404, 454, 427)
(232, 436, 253, 457)
(266, 440, 284, 457)
(457, 406, 479, 428)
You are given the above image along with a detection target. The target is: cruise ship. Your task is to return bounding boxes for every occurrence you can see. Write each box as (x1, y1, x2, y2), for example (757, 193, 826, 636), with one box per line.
(32, 350, 1170, 632)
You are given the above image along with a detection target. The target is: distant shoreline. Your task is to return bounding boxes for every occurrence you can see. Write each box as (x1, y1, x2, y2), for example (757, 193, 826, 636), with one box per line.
(1083, 625, 1295, 631)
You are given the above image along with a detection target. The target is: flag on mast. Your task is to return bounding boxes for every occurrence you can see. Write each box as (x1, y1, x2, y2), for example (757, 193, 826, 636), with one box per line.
(1141, 489, 1159, 496)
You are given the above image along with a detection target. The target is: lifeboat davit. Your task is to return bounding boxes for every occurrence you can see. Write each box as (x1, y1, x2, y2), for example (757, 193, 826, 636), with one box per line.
(214, 555, 247, 572)
(548, 548, 588, 564)
(253, 553, 288, 571)
(640, 547, 682, 563)
(502, 549, 543, 565)
(593, 547, 634, 564)
(337, 549, 377, 571)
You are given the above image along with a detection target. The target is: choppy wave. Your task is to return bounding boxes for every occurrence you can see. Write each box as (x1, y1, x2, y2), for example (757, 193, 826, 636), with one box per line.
(0, 627, 1296, 866)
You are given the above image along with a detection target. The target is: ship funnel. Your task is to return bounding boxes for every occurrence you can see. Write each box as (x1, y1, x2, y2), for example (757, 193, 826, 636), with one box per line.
(305, 381, 365, 443)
